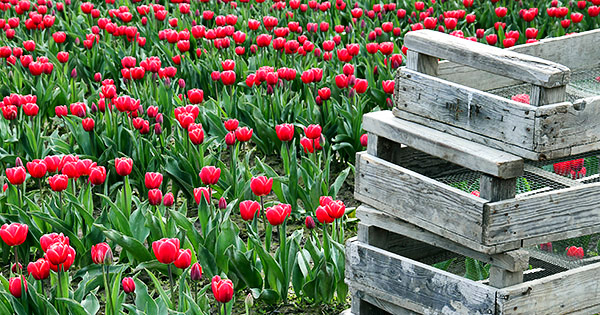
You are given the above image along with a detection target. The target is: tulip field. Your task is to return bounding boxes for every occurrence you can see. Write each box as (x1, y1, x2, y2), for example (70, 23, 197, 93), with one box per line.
(1, 0, 600, 314)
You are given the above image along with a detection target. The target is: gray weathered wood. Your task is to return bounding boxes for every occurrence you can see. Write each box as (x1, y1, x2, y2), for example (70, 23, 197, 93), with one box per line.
(529, 85, 566, 106)
(346, 241, 497, 315)
(484, 182, 600, 245)
(394, 68, 538, 149)
(489, 266, 523, 288)
(480, 175, 516, 202)
(534, 96, 600, 153)
(406, 50, 438, 76)
(497, 261, 600, 314)
(355, 152, 486, 243)
(437, 29, 600, 90)
(357, 206, 527, 268)
(392, 107, 543, 160)
(366, 133, 393, 161)
(363, 111, 524, 178)
(351, 288, 418, 315)
(404, 30, 571, 88)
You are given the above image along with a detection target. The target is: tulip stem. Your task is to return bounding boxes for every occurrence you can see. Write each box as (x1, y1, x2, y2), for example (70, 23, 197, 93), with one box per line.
(168, 264, 176, 309)
(13, 247, 19, 276)
(102, 265, 113, 315)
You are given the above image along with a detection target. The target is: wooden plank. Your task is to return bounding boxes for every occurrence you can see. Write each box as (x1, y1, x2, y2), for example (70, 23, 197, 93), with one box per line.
(357, 206, 526, 268)
(355, 152, 485, 243)
(497, 261, 600, 314)
(366, 133, 393, 161)
(489, 266, 523, 288)
(346, 241, 497, 315)
(484, 182, 600, 245)
(480, 175, 516, 202)
(392, 107, 543, 160)
(534, 96, 600, 153)
(406, 50, 438, 76)
(363, 110, 524, 178)
(395, 69, 538, 149)
(351, 288, 418, 315)
(437, 29, 600, 90)
(404, 30, 571, 88)
(529, 85, 566, 106)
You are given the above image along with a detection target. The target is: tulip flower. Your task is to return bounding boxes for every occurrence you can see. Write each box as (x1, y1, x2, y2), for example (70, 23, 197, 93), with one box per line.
(224, 119, 239, 131)
(49, 174, 69, 192)
(250, 176, 273, 197)
(148, 189, 163, 206)
(212, 275, 234, 304)
(114, 157, 133, 176)
(240, 200, 261, 221)
(122, 277, 135, 294)
(200, 166, 221, 186)
(26, 160, 47, 179)
(5, 166, 26, 185)
(235, 127, 253, 142)
(265, 203, 292, 226)
(145, 172, 163, 189)
(276, 124, 295, 142)
(0, 223, 28, 246)
(566, 246, 584, 259)
(304, 124, 322, 139)
(194, 187, 211, 205)
(89, 166, 106, 185)
(152, 238, 180, 264)
(91, 242, 113, 265)
(174, 249, 192, 269)
(187, 89, 204, 104)
(27, 258, 50, 280)
(9, 277, 27, 298)
(163, 192, 174, 207)
(190, 262, 203, 281)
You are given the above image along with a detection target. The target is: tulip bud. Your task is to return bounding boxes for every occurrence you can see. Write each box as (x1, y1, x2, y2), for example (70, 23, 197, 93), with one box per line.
(154, 123, 162, 135)
(94, 72, 102, 82)
(218, 197, 227, 209)
(156, 113, 164, 124)
(163, 192, 174, 206)
(190, 262, 203, 281)
(71, 68, 77, 78)
(305, 216, 316, 229)
(15, 157, 23, 167)
(11, 262, 22, 273)
(91, 103, 98, 113)
(178, 78, 185, 89)
(122, 277, 135, 294)
(245, 293, 254, 309)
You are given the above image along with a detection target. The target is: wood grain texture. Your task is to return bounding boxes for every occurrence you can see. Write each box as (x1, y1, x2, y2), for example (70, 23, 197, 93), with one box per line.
(489, 266, 523, 288)
(497, 261, 600, 314)
(363, 111, 524, 178)
(406, 50, 438, 76)
(357, 205, 527, 269)
(437, 29, 600, 90)
(404, 30, 571, 88)
(346, 241, 497, 315)
(394, 69, 537, 149)
(484, 182, 600, 245)
(355, 152, 486, 243)
(351, 288, 419, 315)
(529, 85, 566, 106)
(534, 96, 600, 153)
(480, 175, 516, 202)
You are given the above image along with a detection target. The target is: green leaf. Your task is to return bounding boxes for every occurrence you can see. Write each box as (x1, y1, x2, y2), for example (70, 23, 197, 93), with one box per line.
(227, 248, 263, 289)
(94, 224, 153, 262)
(81, 294, 100, 315)
(134, 278, 159, 314)
(57, 298, 90, 315)
(144, 268, 173, 309)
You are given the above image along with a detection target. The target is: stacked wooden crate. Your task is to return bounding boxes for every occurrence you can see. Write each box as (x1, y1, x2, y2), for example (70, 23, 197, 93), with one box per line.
(346, 29, 600, 314)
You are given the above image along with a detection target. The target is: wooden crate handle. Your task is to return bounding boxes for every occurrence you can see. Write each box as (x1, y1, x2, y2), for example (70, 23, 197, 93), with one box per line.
(404, 30, 571, 89)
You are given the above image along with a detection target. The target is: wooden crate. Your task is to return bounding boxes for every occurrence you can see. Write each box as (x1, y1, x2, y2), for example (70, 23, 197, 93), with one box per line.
(359, 110, 600, 254)
(395, 29, 600, 160)
(346, 207, 600, 314)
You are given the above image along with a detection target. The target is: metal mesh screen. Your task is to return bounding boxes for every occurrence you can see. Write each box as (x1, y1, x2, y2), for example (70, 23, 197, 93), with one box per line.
(486, 67, 600, 103)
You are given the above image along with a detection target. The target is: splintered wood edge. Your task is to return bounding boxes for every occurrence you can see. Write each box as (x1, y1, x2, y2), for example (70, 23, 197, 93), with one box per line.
(362, 110, 524, 178)
(404, 29, 571, 88)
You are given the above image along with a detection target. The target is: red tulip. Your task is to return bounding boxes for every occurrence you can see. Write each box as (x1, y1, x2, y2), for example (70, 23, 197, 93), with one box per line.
(6, 166, 26, 185)
(486, 34, 498, 45)
(174, 248, 192, 269)
(240, 200, 261, 221)
(9, 277, 27, 298)
(265, 203, 292, 226)
(304, 124, 322, 139)
(235, 127, 253, 142)
(152, 238, 180, 264)
(318, 87, 331, 101)
(26, 160, 47, 178)
(566, 246, 584, 259)
(23, 103, 39, 116)
(200, 166, 221, 185)
(40, 233, 69, 252)
(115, 157, 133, 176)
(187, 89, 204, 104)
(0, 223, 28, 246)
(45, 242, 71, 266)
(335, 74, 348, 89)
(57, 51, 69, 63)
(315, 206, 334, 224)
(325, 199, 346, 219)
(571, 12, 584, 23)
(163, 192, 174, 207)
(148, 189, 163, 206)
(194, 187, 211, 204)
(122, 277, 135, 294)
(91, 242, 113, 265)
(212, 275, 234, 303)
(189, 127, 205, 145)
(88, 166, 106, 186)
(52, 31, 67, 43)
(354, 79, 368, 94)
(250, 176, 273, 197)
(190, 262, 203, 281)
(48, 174, 68, 192)
(305, 216, 316, 229)
(495, 7, 507, 18)
(360, 134, 368, 147)
(145, 172, 163, 189)
(27, 258, 50, 280)
(221, 70, 236, 85)
(224, 119, 239, 131)
(382, 80, 395, 94)
(275, 123, 295, 142)
(23, 40, 35, 52)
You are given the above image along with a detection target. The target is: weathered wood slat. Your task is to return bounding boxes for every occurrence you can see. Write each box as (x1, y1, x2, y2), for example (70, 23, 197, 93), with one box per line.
(534, 96, 600, 152)
(363, 111, 524, 178)
(523, 164, 581, 187)
(351, 288, 419, 315)
(497, 261, 600, 314)
(529, 85, 566, 106)
(406, 50, 438, 76)
(357, 206, 526, 267)
(394, 68, 538, 149)
(484, 182, 600, 245)
(391, 107, 545, 160)
(355, 152, 485, 243)
(346, 241, 497, 315)
(404, 29, 571, 88)
(437, 29, 600, 90)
